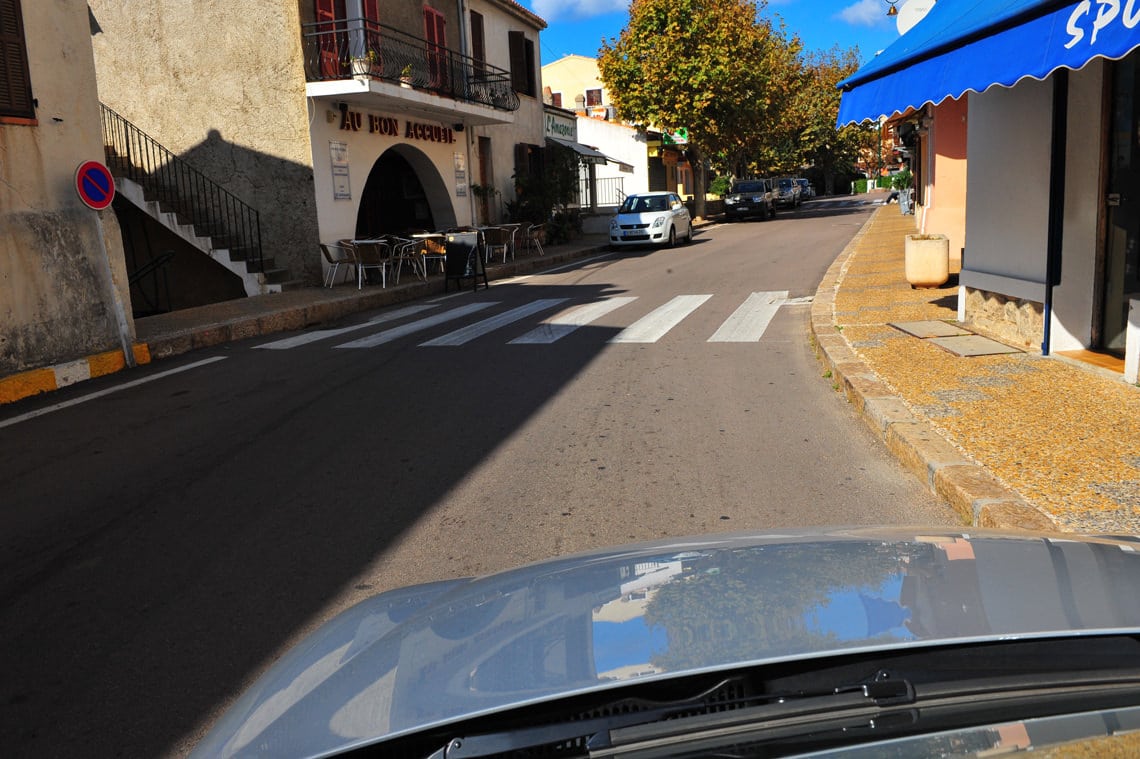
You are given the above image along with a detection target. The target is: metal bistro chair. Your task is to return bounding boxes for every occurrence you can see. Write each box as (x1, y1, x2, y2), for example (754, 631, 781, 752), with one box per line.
(526, 223, 545, 256)
(482, 226, 511, 264)
(320, 242, 356, 287)
(353, 240, 391, 289)
(388, 236, 428, 284)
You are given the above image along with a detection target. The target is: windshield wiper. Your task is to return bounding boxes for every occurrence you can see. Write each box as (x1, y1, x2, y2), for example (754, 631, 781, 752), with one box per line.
(430, 674, 914, 759)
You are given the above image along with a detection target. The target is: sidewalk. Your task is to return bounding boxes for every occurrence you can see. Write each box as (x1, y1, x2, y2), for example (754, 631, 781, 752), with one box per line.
(812, 206, 1140, 533)
(5, 213, 1139, 534)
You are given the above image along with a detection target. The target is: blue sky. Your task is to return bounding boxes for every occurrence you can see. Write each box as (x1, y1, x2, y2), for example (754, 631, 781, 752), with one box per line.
(523, 0, 905, 67)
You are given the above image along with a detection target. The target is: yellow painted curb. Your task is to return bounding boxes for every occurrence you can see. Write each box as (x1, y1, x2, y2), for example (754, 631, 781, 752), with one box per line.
(0, 344, 151, 405)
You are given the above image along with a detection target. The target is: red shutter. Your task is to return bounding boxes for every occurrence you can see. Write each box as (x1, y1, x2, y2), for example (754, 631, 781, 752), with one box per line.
(0, 0, 34, 118)
(315, 0, 347, 79)
(423, 7, 447, 88)
(363, 0, 379, 22)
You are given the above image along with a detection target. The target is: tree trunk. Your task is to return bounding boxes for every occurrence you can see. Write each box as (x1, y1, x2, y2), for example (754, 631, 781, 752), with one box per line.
(690, 145, 707, 220)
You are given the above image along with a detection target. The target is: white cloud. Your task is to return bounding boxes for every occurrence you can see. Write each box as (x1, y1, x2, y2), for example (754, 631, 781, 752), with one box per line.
(531, 0, 627, 23)
(838, 0, 887, 26)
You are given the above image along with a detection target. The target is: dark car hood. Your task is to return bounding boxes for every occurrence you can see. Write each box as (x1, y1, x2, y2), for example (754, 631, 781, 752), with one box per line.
(191, 528, 1140, 757)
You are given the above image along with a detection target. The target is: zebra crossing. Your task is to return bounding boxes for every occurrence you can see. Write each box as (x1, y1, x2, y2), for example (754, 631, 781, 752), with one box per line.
(255, 291, 803, 351)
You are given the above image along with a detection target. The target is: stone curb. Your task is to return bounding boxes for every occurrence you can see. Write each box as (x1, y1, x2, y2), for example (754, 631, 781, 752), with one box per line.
(810, 210, 1058, 532)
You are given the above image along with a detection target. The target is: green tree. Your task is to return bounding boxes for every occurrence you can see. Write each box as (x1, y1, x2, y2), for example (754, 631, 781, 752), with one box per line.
(766, 46, 874, 193)
(598, 0, 800, 218)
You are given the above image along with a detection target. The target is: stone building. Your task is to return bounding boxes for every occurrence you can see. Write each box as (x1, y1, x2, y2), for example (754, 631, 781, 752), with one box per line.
(1, 0, 134, 379)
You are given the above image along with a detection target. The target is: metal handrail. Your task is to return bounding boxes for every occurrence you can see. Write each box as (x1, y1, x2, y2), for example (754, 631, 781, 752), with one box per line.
(301, 18, 520, 112)
(99, 104, 264, 273)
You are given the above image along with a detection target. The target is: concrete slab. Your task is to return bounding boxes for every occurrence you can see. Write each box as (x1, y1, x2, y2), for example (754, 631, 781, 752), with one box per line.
(929, 335, 1023, 357)
(889, 320, 972, 338)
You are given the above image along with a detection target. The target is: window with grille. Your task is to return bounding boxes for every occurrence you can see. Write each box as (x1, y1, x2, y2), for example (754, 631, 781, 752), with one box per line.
(586, 88, 602, 107)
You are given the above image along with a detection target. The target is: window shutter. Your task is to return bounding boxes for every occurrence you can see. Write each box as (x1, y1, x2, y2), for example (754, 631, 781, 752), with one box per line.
(470, 12, 485, 65)
(508, 31, 526, 93)
(0, 0, 33, 119)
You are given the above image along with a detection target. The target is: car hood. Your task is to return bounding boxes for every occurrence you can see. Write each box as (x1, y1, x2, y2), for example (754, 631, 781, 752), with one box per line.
(192, 528, 1140, 757)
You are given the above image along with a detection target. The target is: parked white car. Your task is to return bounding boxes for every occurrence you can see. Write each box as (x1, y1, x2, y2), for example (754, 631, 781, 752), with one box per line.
(609, 192, 693, 248)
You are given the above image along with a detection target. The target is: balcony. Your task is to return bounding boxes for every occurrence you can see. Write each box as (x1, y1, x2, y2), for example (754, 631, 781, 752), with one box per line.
(302, 19, 520, 125)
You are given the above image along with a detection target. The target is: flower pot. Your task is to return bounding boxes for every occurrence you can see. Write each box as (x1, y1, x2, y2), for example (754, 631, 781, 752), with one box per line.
(351, 59, 373, 78)
(400, 77, 412, 89)
(904, 233, 949, 288)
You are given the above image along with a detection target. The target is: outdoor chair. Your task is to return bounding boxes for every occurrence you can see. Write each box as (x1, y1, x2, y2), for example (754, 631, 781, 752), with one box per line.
(388, 237, 428, 283)
(320, 242, 355, 287)
(482, 226, 511, 263)
(526, 223, 545, 256)
(353, 240, 391, 289)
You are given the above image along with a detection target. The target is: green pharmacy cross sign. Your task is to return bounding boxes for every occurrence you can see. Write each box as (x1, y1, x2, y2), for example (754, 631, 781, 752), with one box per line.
(662, 128, 689, 145)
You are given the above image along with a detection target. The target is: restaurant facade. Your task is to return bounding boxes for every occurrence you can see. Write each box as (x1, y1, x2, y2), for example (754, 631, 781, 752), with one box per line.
(88, 0, 548, 305)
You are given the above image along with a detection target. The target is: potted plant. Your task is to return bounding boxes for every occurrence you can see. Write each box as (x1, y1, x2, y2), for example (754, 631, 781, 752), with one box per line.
(352, 49, 380, 78)
(400, 63, 414, 88)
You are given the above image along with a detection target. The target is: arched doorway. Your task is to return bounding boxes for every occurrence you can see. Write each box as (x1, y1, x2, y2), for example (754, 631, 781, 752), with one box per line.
(355, 145, 457, 237)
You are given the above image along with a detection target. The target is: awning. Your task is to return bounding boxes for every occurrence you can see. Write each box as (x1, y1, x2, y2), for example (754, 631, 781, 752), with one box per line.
(837, 0, 1140, 126)
(546, 136, 617, 165)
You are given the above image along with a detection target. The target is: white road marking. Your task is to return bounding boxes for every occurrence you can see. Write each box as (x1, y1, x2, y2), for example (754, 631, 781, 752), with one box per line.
(509, 297, 638, 344)
(420, 299, 569, 346)
(335, 302, 496, 348)
(255, 304, 438, 349)
(708, 291, 789, 342)
(610, 294, 712, 343)
(0, 357, 228, 430)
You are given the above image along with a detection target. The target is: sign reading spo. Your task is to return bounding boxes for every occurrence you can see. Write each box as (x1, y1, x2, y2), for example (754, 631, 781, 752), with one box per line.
(1065, 0, 1140, 48)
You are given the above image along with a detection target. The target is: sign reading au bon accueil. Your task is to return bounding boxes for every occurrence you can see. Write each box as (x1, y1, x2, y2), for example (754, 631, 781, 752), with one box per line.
(544, 110, 577, 141)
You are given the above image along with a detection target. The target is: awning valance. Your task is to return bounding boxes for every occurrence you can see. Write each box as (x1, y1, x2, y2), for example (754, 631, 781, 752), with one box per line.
(546, 136, 615, 165)
(837, 0, 1140, 126)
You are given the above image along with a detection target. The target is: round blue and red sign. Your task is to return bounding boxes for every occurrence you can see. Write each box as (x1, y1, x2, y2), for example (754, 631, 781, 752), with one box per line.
(75, 161, 116, 210)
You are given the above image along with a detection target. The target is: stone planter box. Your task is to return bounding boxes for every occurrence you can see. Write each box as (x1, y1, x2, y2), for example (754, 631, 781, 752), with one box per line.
(905, 233, 949, 288)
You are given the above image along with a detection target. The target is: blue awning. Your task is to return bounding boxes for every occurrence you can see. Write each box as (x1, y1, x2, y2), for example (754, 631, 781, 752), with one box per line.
(838, 0, 1140, 125)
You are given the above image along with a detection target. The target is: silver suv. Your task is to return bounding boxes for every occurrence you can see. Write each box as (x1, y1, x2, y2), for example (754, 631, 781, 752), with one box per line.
(774, 177, 802, 208)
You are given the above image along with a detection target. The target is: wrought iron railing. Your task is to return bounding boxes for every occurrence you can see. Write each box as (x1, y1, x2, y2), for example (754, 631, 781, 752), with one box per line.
(100, 104, 263, 273)
(301, 18, 520, 112)
(579, 175, 626, 208)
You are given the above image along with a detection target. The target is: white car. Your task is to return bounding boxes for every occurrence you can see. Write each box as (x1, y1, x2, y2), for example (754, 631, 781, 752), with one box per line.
(609, 191, 693, 248)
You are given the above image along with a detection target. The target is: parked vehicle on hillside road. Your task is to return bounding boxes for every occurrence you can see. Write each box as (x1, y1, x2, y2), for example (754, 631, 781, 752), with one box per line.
(609, 192, 693, 248)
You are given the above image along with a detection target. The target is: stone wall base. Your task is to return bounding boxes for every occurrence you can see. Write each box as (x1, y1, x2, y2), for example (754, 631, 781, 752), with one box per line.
(963, 287, 1043, 349)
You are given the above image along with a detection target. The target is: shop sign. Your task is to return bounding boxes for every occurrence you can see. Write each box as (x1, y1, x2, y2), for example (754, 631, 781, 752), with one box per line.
(544, 111, 577, 141)
(338, 108, 457, 144)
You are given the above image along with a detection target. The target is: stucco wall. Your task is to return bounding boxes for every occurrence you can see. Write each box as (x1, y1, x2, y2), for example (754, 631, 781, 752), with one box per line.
(89, 1, 321, 284)
(576, 118, 647, 196)
(1, 0, 131, 375)
(468, 0, 545, 209)
(924, 98, 968, 274)
(542, 55, 609, 110)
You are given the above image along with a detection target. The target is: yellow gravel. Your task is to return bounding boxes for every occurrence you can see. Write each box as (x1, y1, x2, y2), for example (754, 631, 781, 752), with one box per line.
(835, 208, 1140, 533)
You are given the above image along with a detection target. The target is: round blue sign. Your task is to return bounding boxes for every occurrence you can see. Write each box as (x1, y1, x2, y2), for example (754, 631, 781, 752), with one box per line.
(76, 161, 116, 210)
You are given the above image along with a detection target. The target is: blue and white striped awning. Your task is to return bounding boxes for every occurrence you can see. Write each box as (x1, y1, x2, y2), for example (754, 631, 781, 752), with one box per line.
(838, 0, 1140, 125)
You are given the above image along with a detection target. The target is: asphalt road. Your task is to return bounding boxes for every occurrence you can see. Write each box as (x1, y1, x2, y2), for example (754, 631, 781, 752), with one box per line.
(0, 197, 955, 757)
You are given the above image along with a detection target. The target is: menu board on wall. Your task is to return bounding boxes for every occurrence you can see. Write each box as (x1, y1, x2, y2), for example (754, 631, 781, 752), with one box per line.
(330, 141, 351, 200)
(454, 152, 467, 197)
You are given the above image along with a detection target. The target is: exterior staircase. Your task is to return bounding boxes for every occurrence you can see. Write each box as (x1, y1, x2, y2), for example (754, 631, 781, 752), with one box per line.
(100, 104, 295, 295)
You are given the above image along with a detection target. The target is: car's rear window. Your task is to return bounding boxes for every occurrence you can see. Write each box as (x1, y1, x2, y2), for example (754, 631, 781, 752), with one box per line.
(732, 181, 766, 193)
(779, 179, 795, 188)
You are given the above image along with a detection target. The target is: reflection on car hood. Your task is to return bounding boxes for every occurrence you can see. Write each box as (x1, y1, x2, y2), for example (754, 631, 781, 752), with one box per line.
(192, 528, 1140, 757)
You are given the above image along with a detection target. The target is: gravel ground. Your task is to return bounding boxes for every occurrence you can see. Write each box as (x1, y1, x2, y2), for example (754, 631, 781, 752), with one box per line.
(834, 209, 1140, 534)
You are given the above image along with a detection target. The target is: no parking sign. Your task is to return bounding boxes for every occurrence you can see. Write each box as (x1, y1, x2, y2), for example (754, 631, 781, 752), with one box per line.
(75, 161, 116, 210)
